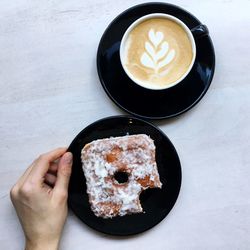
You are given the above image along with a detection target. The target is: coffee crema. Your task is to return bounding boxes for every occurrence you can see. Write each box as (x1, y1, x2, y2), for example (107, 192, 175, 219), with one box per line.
(122, 18, 194, 89)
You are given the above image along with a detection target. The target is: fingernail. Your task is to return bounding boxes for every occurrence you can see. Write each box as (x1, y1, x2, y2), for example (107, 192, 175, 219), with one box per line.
(63, 152, 73, 164)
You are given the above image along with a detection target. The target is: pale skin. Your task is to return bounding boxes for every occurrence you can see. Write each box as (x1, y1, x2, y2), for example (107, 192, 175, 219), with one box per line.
(10, 148, 73, 250)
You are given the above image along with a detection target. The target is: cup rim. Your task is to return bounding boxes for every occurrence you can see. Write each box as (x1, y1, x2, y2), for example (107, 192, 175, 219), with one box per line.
(119, 13, 197, 90)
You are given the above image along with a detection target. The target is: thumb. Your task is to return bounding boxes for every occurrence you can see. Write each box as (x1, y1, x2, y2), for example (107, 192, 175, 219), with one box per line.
(53, 152, 73, 198)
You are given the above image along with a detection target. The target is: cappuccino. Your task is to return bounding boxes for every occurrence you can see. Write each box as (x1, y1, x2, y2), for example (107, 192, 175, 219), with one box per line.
(120, 15, 195, 90)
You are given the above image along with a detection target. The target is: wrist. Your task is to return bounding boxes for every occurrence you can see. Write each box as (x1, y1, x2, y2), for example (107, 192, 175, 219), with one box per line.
(25, 238, 59, 250)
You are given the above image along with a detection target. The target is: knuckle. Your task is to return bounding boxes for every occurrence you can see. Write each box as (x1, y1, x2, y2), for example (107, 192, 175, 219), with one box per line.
(60, 190, 68, 200)
(10, 185, 19, 200)
(20, 182, 34, 197)
(37, 154, 43, 160)
(56, 189, 68, 202)
(38, 153, 47, 161)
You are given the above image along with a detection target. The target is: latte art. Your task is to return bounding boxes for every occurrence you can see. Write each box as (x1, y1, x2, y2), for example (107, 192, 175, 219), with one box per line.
(122, 18, 194, 89)
(140, 29, 176, 75)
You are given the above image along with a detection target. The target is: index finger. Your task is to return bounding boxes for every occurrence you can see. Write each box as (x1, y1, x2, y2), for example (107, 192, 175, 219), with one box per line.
(28, 147, 67, 183)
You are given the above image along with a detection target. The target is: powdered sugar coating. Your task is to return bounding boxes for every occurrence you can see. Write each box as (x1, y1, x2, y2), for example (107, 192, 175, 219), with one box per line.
(81, 134, 162, 218)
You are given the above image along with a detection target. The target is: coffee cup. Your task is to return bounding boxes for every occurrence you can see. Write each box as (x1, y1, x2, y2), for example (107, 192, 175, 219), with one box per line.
(119, 13, 208, 90)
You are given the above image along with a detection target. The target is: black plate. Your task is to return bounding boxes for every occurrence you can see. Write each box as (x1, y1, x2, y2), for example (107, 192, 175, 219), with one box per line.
(68, 116, 181, 236)
(97, 3, 215, 119)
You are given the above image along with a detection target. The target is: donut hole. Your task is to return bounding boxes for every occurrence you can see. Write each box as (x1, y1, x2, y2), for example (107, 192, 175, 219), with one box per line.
(114, 171, 129, 184)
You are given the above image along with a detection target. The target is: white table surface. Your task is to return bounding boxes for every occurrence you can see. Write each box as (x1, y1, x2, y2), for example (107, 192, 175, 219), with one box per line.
(1, 0, 250, 249)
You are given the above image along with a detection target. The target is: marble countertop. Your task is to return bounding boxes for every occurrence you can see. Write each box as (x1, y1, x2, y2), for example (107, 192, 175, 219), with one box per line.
(1, 0, 250, 249)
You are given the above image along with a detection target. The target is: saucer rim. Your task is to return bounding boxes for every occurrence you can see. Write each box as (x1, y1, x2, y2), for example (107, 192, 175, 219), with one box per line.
(67, 115, 182, 236)
(96, 2, 216, 120)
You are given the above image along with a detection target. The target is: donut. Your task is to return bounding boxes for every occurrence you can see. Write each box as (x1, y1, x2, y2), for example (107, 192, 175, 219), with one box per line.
(81, 134, 162, 218)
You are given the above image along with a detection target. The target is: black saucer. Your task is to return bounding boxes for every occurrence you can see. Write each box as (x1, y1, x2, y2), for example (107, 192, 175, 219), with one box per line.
(67, 116, 181, 236)
(97, 3, 215, 119)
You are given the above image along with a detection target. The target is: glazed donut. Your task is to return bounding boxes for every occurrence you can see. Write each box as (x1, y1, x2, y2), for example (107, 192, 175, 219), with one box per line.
(81, 134, 162, 218)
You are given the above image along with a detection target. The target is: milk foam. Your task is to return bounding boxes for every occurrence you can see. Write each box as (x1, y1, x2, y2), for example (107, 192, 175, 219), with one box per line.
(122, 17, 194, 89)
(140, 29, 175, 75)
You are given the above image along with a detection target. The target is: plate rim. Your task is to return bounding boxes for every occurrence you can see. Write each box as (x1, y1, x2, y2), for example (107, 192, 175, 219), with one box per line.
(67, 115, 182, 236)
(96, 2, 216, 120)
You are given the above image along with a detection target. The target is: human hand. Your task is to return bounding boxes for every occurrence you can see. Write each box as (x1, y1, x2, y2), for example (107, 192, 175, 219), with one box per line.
(10, 148, 73, 250)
